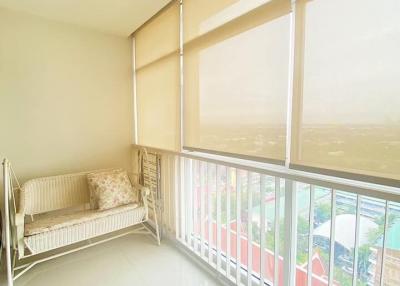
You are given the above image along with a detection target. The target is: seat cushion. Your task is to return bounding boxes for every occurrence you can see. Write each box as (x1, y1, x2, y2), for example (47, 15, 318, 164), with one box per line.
(24, 204, 147, 254)
(25, 203, 139, 236)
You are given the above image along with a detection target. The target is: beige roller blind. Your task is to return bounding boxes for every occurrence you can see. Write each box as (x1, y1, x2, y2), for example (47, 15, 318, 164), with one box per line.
(135, 1, 179, 69)
(136, 54, 180, 151)
(134, 1, 180, 151)
(291, 0, 400, 181)
(183, 0, 239, 43)
(183, 0, 292, 162)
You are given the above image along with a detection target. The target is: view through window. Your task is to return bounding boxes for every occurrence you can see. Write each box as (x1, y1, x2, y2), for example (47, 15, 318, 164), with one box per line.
(186, 158, 400, 286)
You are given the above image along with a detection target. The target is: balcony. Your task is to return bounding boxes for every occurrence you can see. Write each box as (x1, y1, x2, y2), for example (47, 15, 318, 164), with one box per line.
(3, 150, 398, 286)
(1, 0, 400, 286)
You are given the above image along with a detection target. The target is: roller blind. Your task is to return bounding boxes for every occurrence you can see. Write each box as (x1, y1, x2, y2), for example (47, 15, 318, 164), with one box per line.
(183, 0, 292, 162)
(291, 0, 400, 181)
(134, 1, 180, 151)
(135, 1, 179, 69)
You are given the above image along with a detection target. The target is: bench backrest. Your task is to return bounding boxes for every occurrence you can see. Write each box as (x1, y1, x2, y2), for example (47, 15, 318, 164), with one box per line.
(20, 172, 90, 215)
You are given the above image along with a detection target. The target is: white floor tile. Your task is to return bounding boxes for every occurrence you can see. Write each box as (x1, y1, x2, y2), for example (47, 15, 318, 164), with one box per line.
(0, 235, 221, 286)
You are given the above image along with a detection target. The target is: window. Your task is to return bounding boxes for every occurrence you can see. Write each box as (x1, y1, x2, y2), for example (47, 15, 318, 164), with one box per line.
(291, 0, 400, 182)
(133, 0, 400, 186)
(183, 0, 291, 162)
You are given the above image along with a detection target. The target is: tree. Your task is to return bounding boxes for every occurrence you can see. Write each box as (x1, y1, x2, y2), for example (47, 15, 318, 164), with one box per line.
(315, 203, 331, 224)
(356, 213, 396, 283)
(297, 216, 310, 264)
(357, 245, 371, 281)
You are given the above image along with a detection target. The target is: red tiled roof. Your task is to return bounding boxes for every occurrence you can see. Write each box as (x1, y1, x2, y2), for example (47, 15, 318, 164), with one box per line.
(196, 220, 338, 286)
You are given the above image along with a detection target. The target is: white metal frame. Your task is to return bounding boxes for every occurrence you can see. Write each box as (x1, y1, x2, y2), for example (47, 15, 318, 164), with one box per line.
(283, 180, 297, 286)
(226, 167, 232, 279)
(328, 189, 337, 286)
(246, 172, 253, 286)
(236, 169, 242, 285)
(259, 175, 266, 286)
(307, 185, 315, 286)
(139, 149, 162, 243)
(132, 36, 138, 145)
(2, 159, 161, 286)
(274, 177, 281, 286)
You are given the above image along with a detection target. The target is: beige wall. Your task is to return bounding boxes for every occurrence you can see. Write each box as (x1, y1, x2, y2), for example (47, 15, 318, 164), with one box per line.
(0, 8, 133, 182)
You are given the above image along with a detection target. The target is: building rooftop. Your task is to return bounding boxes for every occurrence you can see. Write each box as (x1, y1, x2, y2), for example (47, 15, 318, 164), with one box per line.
(314, 214, 378, 251)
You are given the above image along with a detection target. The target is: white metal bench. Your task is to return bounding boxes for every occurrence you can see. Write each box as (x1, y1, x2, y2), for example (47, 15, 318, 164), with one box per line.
(2, 159, 160, 286)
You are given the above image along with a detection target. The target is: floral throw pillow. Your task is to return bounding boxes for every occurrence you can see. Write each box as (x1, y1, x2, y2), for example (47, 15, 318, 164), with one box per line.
(87, 169, 122, 209)
(87, 170, 137, 211)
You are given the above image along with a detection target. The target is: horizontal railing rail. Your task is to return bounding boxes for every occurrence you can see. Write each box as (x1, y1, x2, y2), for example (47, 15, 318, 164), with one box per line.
(133, 145, 400, 202)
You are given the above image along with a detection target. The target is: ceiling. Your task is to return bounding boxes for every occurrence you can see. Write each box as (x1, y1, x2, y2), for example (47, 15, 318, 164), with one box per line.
(0, 0, 171, 36)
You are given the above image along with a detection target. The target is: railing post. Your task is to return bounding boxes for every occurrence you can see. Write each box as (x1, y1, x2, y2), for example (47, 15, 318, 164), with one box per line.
(236, 169, 242, 285)
(217, 165, 222, 271)
(274, 178, 281, 286)
(179, 157, 186, 243)
(200, 162, 206, 258)
(283, 179, 297, 286)
(307, 185, 315, 286)
(226, 167, 231, 278)
(247, 172, 253, 286)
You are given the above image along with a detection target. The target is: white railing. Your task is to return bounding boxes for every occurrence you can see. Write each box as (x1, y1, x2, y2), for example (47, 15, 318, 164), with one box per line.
(158, 152, 400, 286)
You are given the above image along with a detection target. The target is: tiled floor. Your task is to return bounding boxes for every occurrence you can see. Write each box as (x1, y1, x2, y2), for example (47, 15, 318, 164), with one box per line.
(0, 235, 221, 286)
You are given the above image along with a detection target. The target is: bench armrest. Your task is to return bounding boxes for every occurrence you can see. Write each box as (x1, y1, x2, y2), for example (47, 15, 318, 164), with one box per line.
(15, 212, 24, 227)
(13, 212, 25, 257)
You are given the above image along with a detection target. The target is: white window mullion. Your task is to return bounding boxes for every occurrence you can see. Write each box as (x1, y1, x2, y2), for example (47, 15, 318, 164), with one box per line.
(179, 0, 184, 150)
(132, 37, 138, 145)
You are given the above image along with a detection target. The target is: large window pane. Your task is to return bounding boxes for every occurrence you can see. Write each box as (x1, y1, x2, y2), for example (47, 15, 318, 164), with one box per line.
(292, 0, 400, 180)
(183, 3, 291, 161)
